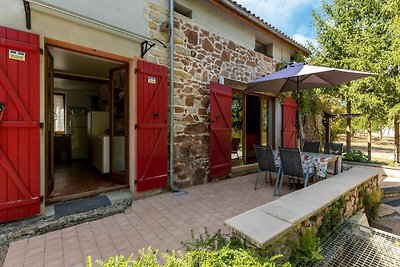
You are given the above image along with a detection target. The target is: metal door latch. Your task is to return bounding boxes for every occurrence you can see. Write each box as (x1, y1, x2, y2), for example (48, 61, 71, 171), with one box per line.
(0, 103, 4, 122)
(154, 112, 159, 119)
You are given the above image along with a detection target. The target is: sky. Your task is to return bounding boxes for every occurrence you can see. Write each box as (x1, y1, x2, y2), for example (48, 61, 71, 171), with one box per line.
(234, 0, 322, 47)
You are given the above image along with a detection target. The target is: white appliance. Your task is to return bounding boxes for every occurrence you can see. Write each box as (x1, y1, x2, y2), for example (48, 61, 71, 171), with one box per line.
(90, 134, 124, 173)
(70, 113, 88, 159)
(88, 111, 109, 135)
(88, 111, 124, 174)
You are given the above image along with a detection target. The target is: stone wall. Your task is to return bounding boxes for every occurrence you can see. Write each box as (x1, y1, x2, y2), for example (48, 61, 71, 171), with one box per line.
(265, 174, 380, 262)
(146, 1, 276, 186)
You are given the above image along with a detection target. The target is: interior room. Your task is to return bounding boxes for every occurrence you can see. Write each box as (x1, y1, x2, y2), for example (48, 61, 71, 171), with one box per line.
(46, 46, 129, 203)
(231, 91, 273, 166)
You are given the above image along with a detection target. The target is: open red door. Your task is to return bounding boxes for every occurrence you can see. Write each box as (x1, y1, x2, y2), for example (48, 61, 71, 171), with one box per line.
(210, 81, 232, 179)
(282, 97, 297, 148)
(136, 60, 168, 191)
(0, 26, 40, 222)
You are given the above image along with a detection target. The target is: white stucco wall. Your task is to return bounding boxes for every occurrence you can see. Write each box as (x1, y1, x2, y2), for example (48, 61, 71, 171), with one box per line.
(175, 0, 255, 50)
(0, 0, 142, 208)
(35, 0, 148, 37)
(273, 43, 292, 63)
(173, 0, 298, 62)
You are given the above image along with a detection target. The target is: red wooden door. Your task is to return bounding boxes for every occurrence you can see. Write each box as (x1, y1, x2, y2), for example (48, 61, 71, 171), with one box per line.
(0, 26, 40, 222)
(282, 97, 297, 148)
(210, 81, 232, 179)
(136, 60, 168, 191)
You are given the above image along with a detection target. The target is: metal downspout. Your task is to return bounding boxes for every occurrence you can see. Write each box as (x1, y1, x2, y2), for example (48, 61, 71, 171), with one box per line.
(169, 0, 180, 192)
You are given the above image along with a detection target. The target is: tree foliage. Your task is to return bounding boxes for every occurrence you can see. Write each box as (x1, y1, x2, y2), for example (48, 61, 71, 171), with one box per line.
(310, 0, 400, 127)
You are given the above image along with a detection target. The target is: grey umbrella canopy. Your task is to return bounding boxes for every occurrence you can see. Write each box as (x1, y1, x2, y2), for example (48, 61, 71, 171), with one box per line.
(245, 62, 375, 146)
(245, 62, 375, 93)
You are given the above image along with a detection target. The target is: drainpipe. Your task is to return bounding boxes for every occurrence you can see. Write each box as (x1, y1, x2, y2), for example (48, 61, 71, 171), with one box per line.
(168, 0, 180, 192)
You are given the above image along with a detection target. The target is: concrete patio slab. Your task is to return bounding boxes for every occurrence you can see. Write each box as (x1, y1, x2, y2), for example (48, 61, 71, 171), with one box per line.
(224, 209, 291, 248)
(3, 173, 287, 267)
(224, 167, 380, 248)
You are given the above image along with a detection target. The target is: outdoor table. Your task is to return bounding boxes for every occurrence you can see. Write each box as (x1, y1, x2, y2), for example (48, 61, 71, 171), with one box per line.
(272, 151, 341, 178)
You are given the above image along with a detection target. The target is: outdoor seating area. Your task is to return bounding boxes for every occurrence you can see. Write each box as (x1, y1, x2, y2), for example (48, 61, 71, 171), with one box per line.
(254, 143, 344, 195)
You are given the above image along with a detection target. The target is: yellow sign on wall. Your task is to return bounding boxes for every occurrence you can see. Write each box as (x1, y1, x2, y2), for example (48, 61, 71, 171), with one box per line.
(9, 50, 26, 61)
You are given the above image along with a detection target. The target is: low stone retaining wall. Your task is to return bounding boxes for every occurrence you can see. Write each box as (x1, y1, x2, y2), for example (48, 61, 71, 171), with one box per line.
(225, 167, 380, 260)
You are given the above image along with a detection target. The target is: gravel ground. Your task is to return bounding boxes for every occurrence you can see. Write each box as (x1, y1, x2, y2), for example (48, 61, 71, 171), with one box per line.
(0, 245, 8, 267)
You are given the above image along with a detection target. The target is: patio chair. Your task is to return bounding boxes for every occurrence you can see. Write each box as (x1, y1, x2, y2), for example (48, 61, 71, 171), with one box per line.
(253, 145, 279, 191)
(303, 141, 320, 153)
(231, 138, 241, 159)
(324, 142, 344, 174)
(277, 147, 316, 195)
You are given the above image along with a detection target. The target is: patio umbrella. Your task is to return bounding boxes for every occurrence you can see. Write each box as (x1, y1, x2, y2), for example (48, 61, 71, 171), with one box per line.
(245, 62, 375, 144)
(245, 62, 375, 94)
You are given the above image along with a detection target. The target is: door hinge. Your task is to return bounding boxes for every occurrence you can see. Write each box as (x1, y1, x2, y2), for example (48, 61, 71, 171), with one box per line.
(40, 196, 44, 203)
(134, 124, 138, 129)
(134, 180, 137, 185)
(40, 48, 44, 55)
(40, 122, 44, 129)
(134, 68, 138, 74)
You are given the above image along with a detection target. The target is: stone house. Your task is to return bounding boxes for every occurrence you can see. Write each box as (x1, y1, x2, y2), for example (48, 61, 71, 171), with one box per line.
(0, 0, 308, 223)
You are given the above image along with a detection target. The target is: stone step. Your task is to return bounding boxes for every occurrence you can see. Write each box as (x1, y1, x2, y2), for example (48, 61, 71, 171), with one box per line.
(382, 186, 400, 201)
(0, 189, 133, 246)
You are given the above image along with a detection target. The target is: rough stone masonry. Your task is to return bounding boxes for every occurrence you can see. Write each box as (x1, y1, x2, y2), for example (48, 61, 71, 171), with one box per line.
(146, 2, 276, 186)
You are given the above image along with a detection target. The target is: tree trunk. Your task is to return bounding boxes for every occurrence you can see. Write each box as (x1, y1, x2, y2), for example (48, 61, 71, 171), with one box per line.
(323, 114, 330, 144)
(395, 115, 400, 163)
(367, 121, 372, 161)
(346, 99, 351, 150)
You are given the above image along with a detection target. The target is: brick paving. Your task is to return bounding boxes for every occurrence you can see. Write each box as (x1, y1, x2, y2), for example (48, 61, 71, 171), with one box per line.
(4, 173, 287, 267)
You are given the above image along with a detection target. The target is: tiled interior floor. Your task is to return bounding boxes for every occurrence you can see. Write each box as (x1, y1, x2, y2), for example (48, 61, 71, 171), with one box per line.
(50, 160, 124, 199)
(4, 173, 288, 267)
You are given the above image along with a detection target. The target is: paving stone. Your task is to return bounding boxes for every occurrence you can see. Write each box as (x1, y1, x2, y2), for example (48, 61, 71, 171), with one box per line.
(378, 203, 396, 218)
(4, 173, 288, 265)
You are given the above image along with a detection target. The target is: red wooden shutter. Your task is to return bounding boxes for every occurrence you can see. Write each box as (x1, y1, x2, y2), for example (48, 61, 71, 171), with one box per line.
(136, 60, 168, 192)
(210, 81, 232, 179)
(0, 26, 40, 222)
(282, 97, 297, 148)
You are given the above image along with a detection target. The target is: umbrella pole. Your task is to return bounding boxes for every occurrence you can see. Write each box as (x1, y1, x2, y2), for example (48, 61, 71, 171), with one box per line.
(296, 79, 301, 149)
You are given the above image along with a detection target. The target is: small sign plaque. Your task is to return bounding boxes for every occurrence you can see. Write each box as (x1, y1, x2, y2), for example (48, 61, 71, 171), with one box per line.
(148, 77, 156, 84)
(9, 50, 26, 61)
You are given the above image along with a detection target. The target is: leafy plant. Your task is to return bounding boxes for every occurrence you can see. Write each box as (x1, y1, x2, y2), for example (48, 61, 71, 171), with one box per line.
(86, 253, 135, 267)
(232, 94, 243, 133)
(359, 188, 381, 222)
(181, 227, 240, 251)
(343, 149, 370, 163)
(86, 246, 291, 267)
(289, 226, 323, 266)
(318, 198, 345, 239)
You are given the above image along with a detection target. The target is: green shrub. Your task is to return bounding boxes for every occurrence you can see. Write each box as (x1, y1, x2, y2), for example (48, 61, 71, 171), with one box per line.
(317, 198, 345, 239)
(87, 228, 291, 267)
(343, 150, 370, 163)
(182, 228, 233, 251)
(359, 188, 381, 222)
(86, 246, 291, 267)
(289, 226, 323, 265)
